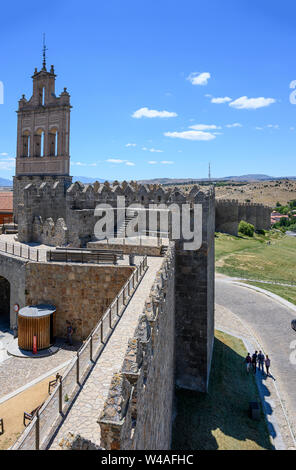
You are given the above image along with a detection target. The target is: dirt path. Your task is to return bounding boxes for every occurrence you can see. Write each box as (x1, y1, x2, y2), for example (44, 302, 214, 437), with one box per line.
(0, 374, 56, 450)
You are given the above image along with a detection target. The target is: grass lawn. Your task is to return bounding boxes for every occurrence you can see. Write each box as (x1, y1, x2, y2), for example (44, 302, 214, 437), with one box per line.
(172, 330, 273, 450)
(243, 281, 296, 306)
(215, 231, 296, 284)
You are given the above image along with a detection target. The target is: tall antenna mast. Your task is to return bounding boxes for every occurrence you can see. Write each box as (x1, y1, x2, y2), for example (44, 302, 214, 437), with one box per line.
(42, 33, 48, 69)
(208, 162, 211, 182)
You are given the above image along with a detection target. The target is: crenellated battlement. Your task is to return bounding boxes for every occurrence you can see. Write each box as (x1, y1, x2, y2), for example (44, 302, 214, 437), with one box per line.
(65, 181, 214, 210)
(216, 198, 270, 209)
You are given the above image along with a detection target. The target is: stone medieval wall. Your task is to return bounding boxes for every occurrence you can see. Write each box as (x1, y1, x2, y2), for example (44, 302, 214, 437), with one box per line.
(0, 252, 27, 328)
(174, 186, 215, 392)
(13, 175, 72, 224)
(16, 179, 215, 393)
(99, 244, 175, 450)
(25, 263, 133, 340)
(215, 199, 271, 235)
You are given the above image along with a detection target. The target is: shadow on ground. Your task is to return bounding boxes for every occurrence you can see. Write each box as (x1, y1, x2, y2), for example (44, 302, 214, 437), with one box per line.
(172, 332, 274, 450)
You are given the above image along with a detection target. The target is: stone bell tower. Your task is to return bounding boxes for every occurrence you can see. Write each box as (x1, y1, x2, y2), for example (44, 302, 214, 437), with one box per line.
(13, 44, 72, 221)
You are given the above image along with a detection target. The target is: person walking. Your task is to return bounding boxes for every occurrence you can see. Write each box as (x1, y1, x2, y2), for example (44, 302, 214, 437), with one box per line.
(245, 353, 252, 373)
(66, 321, 74, 346)
(252, 351, 258, 373)
(258, 350, 265, 372)
(265, 355, 271, 376)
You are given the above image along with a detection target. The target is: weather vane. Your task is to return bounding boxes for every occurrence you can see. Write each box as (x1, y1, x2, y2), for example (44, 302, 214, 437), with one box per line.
(42, 33, 48, 69)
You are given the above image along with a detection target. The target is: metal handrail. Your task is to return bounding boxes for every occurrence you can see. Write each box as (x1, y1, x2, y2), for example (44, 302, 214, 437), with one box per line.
(0, 240, 44, 262)
(11, 255, 148, 450)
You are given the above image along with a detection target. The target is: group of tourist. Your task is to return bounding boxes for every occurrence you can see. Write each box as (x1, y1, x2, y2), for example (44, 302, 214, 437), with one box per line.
(245, 350, 271, 376)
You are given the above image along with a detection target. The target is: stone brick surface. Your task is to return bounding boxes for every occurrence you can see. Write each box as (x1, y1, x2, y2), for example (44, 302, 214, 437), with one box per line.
(216, 199, 271, 235)
(25, 263, 133, 340)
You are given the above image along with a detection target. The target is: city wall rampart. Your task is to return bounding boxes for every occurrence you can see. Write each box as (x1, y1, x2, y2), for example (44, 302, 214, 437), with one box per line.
(215, 199, 271, 235)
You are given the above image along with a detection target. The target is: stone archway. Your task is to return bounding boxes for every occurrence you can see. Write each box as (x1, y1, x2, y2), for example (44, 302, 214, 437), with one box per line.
(0, 276, 10, 326)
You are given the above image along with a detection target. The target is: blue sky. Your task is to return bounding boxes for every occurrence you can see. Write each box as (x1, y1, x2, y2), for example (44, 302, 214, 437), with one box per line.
(0, 0, 296, 181)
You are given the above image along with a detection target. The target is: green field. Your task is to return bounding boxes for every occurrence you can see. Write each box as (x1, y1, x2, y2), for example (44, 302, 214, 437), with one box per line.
(215, 231, 296, 285)
(172, 330, 272, 450)
(243, 281, 296, 306)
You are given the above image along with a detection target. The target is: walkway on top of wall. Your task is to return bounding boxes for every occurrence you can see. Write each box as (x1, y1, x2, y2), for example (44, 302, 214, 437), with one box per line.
(48, 255, 164, 450)
(0, 234, 145, 267)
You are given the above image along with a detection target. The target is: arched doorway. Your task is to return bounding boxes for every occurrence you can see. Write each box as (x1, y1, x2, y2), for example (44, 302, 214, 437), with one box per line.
(0, 276, 10, 327)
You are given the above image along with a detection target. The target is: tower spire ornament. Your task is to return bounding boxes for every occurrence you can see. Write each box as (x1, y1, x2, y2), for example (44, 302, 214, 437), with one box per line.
(42, 33, 47, 70)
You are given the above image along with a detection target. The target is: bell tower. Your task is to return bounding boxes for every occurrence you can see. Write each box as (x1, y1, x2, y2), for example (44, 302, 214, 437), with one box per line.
(15, 64, 71, 176)
(13, 42, 73, 222)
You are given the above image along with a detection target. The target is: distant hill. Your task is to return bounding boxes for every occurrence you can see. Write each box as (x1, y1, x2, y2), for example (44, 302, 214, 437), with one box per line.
(221, 174, 296, 182)
(138, 174, 296, 185)
(0, 176, 106, 187)
(72, 176, 105, 184)
(0, 178, 12, 187)
(2, 174, 296, 188)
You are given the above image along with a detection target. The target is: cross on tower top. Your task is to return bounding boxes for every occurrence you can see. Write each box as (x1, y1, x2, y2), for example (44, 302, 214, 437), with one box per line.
(42, 33, 48, 70)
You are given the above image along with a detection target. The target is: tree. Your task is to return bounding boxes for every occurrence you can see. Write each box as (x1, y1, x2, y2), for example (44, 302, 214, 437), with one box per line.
(238, 220, 255, 237)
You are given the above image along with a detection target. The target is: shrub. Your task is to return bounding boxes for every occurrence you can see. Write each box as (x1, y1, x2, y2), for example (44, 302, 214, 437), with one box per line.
(287, 223, 296, 232)
(238, 220, 255, 237)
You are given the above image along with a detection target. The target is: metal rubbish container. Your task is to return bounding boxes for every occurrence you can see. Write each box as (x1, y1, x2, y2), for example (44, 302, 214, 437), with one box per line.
(249, 401, 260, 421)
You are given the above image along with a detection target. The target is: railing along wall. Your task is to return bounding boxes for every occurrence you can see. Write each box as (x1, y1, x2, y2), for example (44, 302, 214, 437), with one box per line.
(11, 255, 148, 451)
(0, 240, 46, 262)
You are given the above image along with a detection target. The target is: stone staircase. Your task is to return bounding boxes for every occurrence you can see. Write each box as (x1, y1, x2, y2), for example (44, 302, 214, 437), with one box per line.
(115, 212, 138, 237)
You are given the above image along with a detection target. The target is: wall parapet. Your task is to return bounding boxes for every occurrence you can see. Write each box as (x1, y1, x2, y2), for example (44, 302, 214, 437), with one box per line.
(98, 243, 176, 450)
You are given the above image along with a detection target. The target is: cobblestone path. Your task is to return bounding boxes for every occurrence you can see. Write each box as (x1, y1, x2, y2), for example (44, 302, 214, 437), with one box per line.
(0, 344, 78, 400)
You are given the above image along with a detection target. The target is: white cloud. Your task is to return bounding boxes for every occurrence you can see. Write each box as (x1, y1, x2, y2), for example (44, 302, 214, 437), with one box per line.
(164, 130, 216, 141)
(125, 143, 137, 147)
(229, 96, 276, 109)
(148, 160, 174, 165)
(0, 155, 15, 170)
(106, 158, 135, 166)
(290, 127, 295, 131)
(189, 124, 221, 131)
(142, 147, 163, 153)
(211, 96, 232, 104)
(132, 107, 177, 119)
(225, 123, 243, 128)
(71, 161, 97, 167)
(187, 72, 211, 86)
(106, 159, 125, 164)
(255, 124, 279, 131)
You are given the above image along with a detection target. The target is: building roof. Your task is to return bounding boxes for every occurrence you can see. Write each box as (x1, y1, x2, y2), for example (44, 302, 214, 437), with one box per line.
(0, 192, 13, 213)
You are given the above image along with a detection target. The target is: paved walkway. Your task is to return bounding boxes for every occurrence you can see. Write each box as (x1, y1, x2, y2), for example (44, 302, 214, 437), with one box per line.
(49, 256, 163, 449)
(216, 276, 296, 450)
(0, 340, 78, 400)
